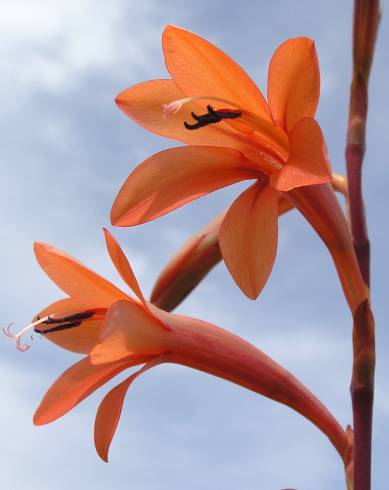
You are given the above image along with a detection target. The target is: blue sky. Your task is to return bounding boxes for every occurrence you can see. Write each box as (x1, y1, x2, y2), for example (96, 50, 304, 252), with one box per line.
(1, 1, 388, 488)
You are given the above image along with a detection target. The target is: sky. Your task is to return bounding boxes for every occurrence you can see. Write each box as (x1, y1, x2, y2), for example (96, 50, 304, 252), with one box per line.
(1, 0, 388, 488)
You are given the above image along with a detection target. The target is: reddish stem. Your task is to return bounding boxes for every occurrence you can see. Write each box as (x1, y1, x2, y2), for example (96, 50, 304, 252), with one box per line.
(346, 2, 380, 489)
(350, 302, 375, 490)
(346, 74, 370, 286)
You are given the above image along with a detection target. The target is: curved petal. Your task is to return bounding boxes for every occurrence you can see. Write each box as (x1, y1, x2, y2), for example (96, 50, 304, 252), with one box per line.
(90, 301, 168, 365)
(103, 228, 146, 306)
(94, 356, 164, 462)
(33, 356, 148, 425)
(116, 79, 286, 168)
(111, 146, 259, 227)
(270, 118, 331, 191)
(34, 242, 131, 308)
(34, 298, 103, 353)
(116, 79, 245, 147)
(219, 182, 279, 299)
(162, 25, 271, 121)
(286, 184, 367, 313)
(268, 37, 320, 132)
(149, 308, 348, 462)
(151, 195, 294, 311)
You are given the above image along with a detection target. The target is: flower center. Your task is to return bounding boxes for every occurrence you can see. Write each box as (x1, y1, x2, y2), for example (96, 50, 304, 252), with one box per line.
(163, 95, 290, 157)
(4, 309, 106, 352)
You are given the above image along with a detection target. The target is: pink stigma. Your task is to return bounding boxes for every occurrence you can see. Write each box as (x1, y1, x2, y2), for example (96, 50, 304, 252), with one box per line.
(3, 317, 49, 352)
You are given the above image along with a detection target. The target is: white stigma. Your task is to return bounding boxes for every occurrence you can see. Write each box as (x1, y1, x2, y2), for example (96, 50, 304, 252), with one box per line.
(3, 316, 49, 352)
(162, 95, 240, 118)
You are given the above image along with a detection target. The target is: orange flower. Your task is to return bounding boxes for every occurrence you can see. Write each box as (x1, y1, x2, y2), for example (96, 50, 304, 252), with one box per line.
(150, 176, 349, 312)
(7, 229, 349, 464)
(112, 26, 366, 312)
(151, 197, 293, 311)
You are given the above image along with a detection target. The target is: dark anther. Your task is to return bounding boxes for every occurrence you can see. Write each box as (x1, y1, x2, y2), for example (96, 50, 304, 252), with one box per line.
(35, 321, 82, 334)
(45, 311, 94, 324)
(33, 311, 94, 335)
(184, 105, 241, 130)
(190, 112, 202, 121)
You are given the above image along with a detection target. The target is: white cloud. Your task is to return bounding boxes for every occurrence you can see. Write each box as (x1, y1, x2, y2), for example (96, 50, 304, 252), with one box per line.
(0, 0, 160, 98)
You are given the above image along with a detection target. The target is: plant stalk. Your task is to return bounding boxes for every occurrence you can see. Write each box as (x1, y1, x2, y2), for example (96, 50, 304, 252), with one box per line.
(346, 1, 380, 489)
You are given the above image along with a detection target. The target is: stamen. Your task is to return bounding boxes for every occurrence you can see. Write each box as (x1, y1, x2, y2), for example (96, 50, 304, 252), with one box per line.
(44, 311, 94, 325)
(184, 105, 242, 130)
(34, 321, 82, 334)
(162, 95, 240, 117)
(3, 310, 103, 352)
(162, 95, 290, 155)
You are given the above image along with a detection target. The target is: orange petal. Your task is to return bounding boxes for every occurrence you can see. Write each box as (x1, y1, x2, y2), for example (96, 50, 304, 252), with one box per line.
(103, 228, 146, 306)
(149, 308, 348, 462)
(35, 298, 102, 353)
(94, 356, 164, 462)
(151, 196, 294, 312)
(34, 242, 131, 308)
(116, 80, 286, 167)
(286, 184, 367, 313)
(90, 301, 168, 365)
(111, 146, 259, 227)
(33, 356, 144, 425)
(162, 25, 271, 121)
(291, 184, 368, 313)
(219, 182, 279, 299)
(116, 79, 246, 148)
(270, 117, 331, 191)
(268, 37, 320, 132)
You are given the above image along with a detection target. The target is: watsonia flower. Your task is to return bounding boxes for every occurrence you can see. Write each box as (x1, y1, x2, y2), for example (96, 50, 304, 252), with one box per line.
(150, 175, 348, 312)
(6, 229, 349, 464)
(112, 26, 366, 313)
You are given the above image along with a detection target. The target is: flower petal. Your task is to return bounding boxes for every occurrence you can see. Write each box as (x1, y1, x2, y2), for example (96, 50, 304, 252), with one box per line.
(116, 80, 286, 167)
(286, 184, 367, 313)
(90, 301, 168, 365)
(149, 308, 349, 462)
(162, 25, 271, 120)
(103, 228, 146, 306)
(94, 356, 164, 462)
(33, 356, 147, 425)
(152, 195, 294, 311)
(270, 117, 331, 191)
(219, 182, 279, 299)
(116, 79, 244, 146)
(34, 242, 131, 307)
(35, 298, 103, 353)
(111, 146, 259, 227)
(268, 37, 320, 132)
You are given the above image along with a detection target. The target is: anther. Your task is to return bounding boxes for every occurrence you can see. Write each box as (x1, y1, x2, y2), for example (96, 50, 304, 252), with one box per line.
(184, 105, 241, 130)
(44, 311, 94, 325)
(4, 310, 99, 352)
(35, 321, 82, 334)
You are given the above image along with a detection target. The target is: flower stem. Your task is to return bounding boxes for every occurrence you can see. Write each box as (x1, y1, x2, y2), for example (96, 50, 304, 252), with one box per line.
(350, 302, 375, 490)
(346, 2, 380, 489)
(346, 0, 379, 286)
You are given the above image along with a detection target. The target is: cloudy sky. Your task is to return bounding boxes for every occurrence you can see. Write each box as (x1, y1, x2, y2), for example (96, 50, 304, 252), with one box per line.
(1, 0, 388, 488)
